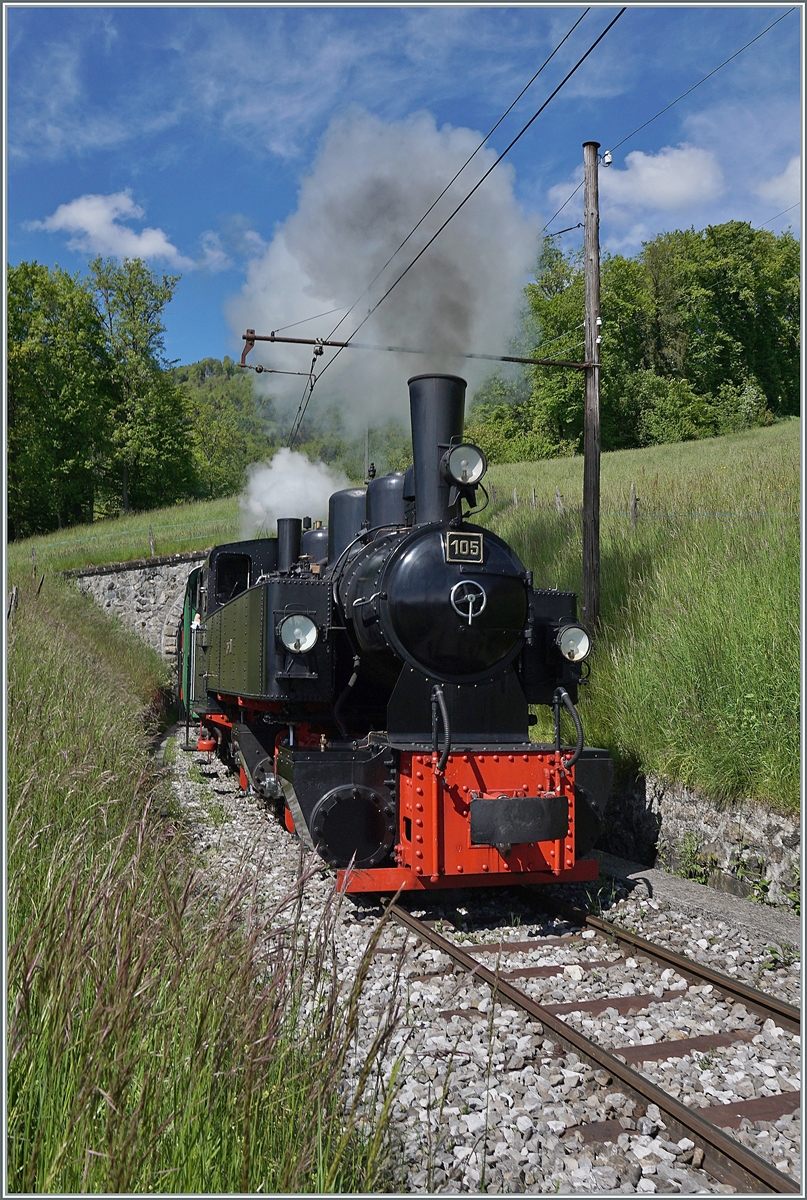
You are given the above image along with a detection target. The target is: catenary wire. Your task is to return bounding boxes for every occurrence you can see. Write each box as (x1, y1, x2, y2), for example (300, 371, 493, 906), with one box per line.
(609, 6, 797, 153)
(541, 7, 798, 239)
(267, 9, 590, 350)
(322, 6, 592, 345)
(288, 7, 627, 446)
(757, 201, 800, 229)
(272, 306, 347, 334)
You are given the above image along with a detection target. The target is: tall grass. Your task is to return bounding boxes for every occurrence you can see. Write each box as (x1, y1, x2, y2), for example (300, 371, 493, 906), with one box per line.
(490, 428, 799, 813)
(486, 417, 799, 517)
(7, 574, 400, 1192)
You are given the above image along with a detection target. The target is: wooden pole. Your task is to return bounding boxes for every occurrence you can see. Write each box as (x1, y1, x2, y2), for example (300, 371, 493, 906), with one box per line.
(582, 140, 601, 628)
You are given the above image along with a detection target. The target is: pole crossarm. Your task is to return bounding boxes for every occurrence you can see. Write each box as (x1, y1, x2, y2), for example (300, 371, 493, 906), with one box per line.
(240, 330, 590, 371)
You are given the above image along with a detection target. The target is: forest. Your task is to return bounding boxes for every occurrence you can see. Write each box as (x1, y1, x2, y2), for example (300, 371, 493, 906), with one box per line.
(7, 221, 799, 539)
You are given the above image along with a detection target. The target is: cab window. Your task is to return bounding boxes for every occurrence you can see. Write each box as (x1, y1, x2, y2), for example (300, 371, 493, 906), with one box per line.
(215, 554, 251, 605)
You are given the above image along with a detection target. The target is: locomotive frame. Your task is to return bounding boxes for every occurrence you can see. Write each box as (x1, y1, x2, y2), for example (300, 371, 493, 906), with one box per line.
(177, 373, 613, 894)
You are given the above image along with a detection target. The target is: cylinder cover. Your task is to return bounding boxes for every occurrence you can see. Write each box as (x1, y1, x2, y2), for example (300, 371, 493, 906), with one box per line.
(310, 785, 395, 868)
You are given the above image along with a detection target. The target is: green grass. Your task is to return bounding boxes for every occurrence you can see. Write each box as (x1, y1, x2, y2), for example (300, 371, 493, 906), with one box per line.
(9, 417, 799, 814)
(485, 420, 799, 812)
(7, 493, 241, 574)
(486, 417, 798, 517)
(7, 573, 401, 1192)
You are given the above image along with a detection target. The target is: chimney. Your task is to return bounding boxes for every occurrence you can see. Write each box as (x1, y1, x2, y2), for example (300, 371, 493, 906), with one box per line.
(407, 374, 466, 524)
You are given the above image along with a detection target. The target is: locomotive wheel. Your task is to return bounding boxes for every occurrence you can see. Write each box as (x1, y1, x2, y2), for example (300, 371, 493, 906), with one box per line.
(310, 785, 395, 869)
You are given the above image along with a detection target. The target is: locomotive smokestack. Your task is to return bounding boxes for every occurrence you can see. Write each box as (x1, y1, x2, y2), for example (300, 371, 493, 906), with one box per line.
(408, 374, 466, 524)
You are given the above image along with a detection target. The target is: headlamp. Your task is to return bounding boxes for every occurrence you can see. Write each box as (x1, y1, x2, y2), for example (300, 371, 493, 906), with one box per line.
(279, 614, 318, 653)
(556, 624, 591, 662)
(442, 443, 487, 487)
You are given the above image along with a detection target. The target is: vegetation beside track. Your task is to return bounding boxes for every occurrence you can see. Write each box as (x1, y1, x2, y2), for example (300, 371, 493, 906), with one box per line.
(485, 420, 799, 812)
(8, 419, 799, 815)
(6, 572, 397, 1192)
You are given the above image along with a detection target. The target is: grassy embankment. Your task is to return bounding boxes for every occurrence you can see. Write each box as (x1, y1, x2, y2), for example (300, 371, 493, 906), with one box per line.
(9, 417, 798, 814)
(486, 419, 799, 813)
(6, 571, 400, 1193)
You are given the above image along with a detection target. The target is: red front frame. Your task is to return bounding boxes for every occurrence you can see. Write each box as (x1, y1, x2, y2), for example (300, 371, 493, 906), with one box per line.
(198, 703, 597, 896)
(337, 749, 598, 893)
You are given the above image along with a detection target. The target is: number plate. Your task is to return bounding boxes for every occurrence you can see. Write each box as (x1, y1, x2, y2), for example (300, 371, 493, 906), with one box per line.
(444, 531, 483, 563)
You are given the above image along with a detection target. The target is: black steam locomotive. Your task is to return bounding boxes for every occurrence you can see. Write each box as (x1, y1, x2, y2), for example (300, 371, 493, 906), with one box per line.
(177, 374, 612, 892)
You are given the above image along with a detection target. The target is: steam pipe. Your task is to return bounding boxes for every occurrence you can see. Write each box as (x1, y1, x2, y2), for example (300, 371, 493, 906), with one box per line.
(554, 686, 584, 769)
(277, 518, 302, 573)
(431, 685, 452, 775)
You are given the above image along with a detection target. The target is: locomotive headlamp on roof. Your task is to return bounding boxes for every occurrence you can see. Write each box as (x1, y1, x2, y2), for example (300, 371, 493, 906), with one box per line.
(279, 613, 318, 653)
(556, 623, 591, 662)
(441, 442, 487, 488)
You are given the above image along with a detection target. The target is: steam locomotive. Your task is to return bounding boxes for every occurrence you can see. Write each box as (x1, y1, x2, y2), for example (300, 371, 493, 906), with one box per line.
(177, 374, 612, 893)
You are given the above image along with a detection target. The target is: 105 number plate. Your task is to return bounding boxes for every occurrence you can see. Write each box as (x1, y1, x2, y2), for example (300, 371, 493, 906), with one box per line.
(445, 531, 483, 563)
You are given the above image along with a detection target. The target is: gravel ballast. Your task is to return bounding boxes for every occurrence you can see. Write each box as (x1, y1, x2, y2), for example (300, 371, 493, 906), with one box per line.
(163, 731, 801, 1193)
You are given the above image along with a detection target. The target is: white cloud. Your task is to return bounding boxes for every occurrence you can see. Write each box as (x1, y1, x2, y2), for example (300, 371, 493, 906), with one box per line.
(546, 144, 726, 241)
(28, 191, 194, 267)
(752, 155, 800, 209)
(198, 231, 232, 273)
(600, 144, 724, 211)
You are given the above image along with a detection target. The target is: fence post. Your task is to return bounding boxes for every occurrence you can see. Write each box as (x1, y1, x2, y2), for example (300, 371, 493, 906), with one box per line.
(31, 547, 36, 577)
(7, 586, 19, 623)
(149, 525, 155, 557)
(490, 482, 496, 503)
(513, 487, 518, 507)
(630, 482, 639, 530)
(555, 487, 564, 516)
(531, 487, 536, 509)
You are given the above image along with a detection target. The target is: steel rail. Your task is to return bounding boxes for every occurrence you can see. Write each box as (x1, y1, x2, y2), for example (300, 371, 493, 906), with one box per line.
(387, 903, 799, 1194)
(537, 895, 801, 1035)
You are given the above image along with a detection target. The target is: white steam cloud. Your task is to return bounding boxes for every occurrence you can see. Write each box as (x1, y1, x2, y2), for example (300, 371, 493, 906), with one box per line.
(240, 448, 349, 537)
(227, 108, 537, 428)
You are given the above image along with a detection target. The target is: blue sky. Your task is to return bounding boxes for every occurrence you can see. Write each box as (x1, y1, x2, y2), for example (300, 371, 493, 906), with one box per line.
(6, 4, 803, 372)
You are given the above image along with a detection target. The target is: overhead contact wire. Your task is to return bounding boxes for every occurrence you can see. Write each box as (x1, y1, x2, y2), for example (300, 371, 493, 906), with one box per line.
(289, 7, 627, 444)
(323, 5, 592, 344)
(609, 6, 797, 154)
(544, 6, 797, 235)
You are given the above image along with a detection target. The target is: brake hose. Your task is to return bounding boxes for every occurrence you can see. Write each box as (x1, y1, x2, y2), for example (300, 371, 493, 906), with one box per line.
(334, 655, 361, 737)
(431, 685, 452, 775)
(554, 686, 584, 769)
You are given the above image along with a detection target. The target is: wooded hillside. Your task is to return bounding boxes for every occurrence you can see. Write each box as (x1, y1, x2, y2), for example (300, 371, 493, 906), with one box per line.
(7, 220, 799, 537)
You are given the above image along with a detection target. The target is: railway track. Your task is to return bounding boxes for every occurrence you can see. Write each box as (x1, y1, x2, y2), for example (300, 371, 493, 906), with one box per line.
(387, 896, 800, 1194)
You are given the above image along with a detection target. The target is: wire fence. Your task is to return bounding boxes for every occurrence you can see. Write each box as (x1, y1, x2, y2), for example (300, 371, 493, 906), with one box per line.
(492, 482, 796, 520)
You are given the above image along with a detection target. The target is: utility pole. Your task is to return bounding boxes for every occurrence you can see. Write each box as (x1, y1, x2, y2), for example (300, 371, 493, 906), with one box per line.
(582, 140, 602, 628)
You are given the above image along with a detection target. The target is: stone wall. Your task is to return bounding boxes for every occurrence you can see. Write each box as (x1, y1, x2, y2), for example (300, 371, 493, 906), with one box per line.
(66, 550, 210, 664)
(599, 774, 800, 911)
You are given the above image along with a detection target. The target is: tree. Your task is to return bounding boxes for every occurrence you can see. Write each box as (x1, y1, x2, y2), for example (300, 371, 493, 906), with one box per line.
(466, 222, 798, 462)
(7, 262, 111, 537)
(89, 257, 196, 512)
(174, 357, 277, 498)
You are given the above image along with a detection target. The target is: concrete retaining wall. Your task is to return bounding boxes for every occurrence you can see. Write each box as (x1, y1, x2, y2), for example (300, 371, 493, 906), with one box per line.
(599, 774, 800, 912)
(66, 550, 210, 664)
